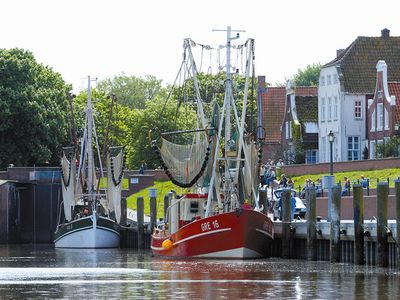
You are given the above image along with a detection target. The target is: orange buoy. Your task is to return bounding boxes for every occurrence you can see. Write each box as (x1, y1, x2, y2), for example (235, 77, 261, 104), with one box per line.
(162, 239, 173, 250)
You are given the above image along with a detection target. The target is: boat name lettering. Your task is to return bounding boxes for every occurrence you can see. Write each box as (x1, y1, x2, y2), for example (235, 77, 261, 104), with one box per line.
(201, 220, 219, 232)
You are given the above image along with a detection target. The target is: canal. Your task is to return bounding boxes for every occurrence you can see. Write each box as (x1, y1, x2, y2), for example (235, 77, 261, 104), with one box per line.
(0, 244, 399, 299)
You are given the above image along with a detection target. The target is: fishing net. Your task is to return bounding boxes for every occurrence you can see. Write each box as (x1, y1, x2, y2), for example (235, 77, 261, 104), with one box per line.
(60, 150, 76, 221)
(157, 131, 211, 188)
(107, 148, 125, 223)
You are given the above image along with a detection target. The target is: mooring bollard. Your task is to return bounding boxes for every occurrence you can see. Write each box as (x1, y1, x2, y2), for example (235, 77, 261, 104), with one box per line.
(282, 188, 292, 259)
(259, 188, 268, 215)
(330, 185, 341, 263)
(164, 194, 170, 222)
(137, 196, 145, 249)
(149, 188, 157, 234)
(306, 186, 317, 261)
(377, 182, 389, 267)
(353, 184, 365, 265)
(120, 197, 127, 226)
(395, 180, 400, 268)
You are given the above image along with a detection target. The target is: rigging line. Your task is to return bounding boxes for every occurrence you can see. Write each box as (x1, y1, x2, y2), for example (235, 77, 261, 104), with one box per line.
(159, 60, 185, 120)
(199, 46, 204, 73)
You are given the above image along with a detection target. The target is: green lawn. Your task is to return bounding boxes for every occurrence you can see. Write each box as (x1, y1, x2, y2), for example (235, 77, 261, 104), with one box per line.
(289, 167, 400, 190)
(126, 180, 188, 219)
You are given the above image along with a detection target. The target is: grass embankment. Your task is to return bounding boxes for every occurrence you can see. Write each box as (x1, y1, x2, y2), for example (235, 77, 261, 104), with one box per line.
(289, 167, 400, 190)
(125, 167, 400, 219)
(126, 180, 188, 219)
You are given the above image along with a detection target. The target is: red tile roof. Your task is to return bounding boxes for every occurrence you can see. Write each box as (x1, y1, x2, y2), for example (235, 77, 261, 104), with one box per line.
(294, 86, 318, 97)
(325, 35, 400, 93)
(388, 82, 400, 124)
(261, 87, 286, 143)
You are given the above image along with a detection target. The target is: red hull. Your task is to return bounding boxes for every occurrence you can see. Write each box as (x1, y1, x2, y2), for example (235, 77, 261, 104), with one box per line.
(151, 209, 274, 258)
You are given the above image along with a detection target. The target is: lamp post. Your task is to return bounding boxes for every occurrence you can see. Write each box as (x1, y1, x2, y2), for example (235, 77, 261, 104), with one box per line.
(328, 130, 335, 175)
(326, 130, 335, 222)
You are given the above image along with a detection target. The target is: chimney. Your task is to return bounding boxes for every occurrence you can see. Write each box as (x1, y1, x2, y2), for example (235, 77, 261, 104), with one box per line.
(336, 49, 344, 57)
(258, 75, 265, 89)
(381, 28, 390, 38)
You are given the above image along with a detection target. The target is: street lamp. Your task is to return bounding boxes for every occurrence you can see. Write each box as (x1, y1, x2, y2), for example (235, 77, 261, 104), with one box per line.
(328, 130, 335, 175)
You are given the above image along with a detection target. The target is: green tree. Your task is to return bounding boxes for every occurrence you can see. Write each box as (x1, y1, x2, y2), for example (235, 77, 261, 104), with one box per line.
(376, 137, 400, 158)
(293, 63, 322, 86)
(97, 74, 167, 109)
(0, 48, 70, 169)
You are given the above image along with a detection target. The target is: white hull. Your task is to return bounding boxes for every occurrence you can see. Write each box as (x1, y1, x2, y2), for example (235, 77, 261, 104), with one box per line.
(54, 216, 120, 249)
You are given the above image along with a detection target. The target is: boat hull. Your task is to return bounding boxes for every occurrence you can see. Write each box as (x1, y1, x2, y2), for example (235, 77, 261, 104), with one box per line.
(54, 215, 120, 248)
(151, 209, 273, 258)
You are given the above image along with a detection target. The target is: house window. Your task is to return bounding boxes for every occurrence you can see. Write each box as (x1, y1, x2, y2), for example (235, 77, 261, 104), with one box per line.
(348, 136, 360, 160)
(327, 75, 331, 85)
(320, 76, 325, 86)
(354, 100, 361, 119)
(334, 96, 338, 120)
(377, 103, 383, 130)
(306, 149, 318, 164)
(321, 98, 325, 122)
(333, 74, 339, 84)
(370, 140, 376, 159)
(385, 108, 389, 129)
(285, 121, 292, 139)
(371, 111, 376, 131)
(327, 97, 332, 121)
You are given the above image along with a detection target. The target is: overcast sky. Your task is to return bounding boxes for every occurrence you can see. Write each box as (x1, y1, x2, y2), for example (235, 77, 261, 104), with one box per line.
(2, 0, 399, 92)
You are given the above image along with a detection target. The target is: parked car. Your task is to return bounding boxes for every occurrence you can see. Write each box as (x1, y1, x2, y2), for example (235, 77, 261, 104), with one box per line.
(272, 188, 306, 220)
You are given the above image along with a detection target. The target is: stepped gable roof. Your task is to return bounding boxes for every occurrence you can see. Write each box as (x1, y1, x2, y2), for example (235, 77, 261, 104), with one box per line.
(295, 96, 318, 123)
(262, 87, 286, 143)
(324, 34, 400, 94)
(388, 82, 400, 124)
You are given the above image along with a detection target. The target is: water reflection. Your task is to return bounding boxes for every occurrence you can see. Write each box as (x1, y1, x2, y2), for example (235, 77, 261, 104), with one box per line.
(0, 245, 399, 298)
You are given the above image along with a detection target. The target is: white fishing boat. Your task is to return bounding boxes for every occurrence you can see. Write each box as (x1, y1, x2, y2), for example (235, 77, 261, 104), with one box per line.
(54, 76, 124, 248)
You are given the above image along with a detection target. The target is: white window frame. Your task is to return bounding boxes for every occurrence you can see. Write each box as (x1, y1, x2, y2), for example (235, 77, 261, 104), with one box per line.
(327, 97, 332, 121)
(354, 100, 362, 119)
(377, 103, 383, 130)
(348, 136, 360, 161)
(333, 96, 338, 121)
(321, 98, 325, 122)
(327, 75, 332, 85)
(306, 149, 318, 164)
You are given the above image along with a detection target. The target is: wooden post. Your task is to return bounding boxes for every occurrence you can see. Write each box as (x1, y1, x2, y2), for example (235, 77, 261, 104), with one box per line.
(353, 184, 365, 265)
(281, 188, 292, 259)
(137, 196, 145, 249)
(120, 197, 127, 226)
(150, 196, 157, 234)
(306, 186, 317, 261)
(164, 194, 170, 222)
(259, 188, 268, 214)
(330, 185, 341, 263)
(395, 180, 400, 268)
(377, 182, 389, 267)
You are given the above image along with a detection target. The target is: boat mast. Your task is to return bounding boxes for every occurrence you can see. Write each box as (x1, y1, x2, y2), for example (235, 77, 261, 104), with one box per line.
(87, 76, 95, 202)
(213, 26, 244, 191)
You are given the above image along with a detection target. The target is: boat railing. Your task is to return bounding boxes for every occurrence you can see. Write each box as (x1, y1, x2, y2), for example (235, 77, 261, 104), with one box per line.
(164, 193, 190, 225)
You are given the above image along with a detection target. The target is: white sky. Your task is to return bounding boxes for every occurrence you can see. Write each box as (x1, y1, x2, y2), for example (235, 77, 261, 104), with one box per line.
(2, 0, 399, 92)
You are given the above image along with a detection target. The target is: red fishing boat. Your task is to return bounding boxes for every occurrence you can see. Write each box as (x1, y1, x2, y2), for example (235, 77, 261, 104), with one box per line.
(151, 27, 274, 258)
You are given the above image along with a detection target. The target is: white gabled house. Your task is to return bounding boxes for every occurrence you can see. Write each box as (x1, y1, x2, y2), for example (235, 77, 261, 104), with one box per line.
(318, 28, 400, 162)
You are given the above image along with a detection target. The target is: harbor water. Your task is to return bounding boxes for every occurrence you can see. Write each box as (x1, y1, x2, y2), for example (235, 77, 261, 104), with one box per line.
(0, 245, 399, 299)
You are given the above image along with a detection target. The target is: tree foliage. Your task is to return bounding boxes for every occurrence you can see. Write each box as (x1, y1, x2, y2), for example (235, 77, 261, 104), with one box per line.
(97, 74, 167, 109)
(293, 63, 322, 86)
(0, 48, 70, 168)
(376, 137, 400, 158)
